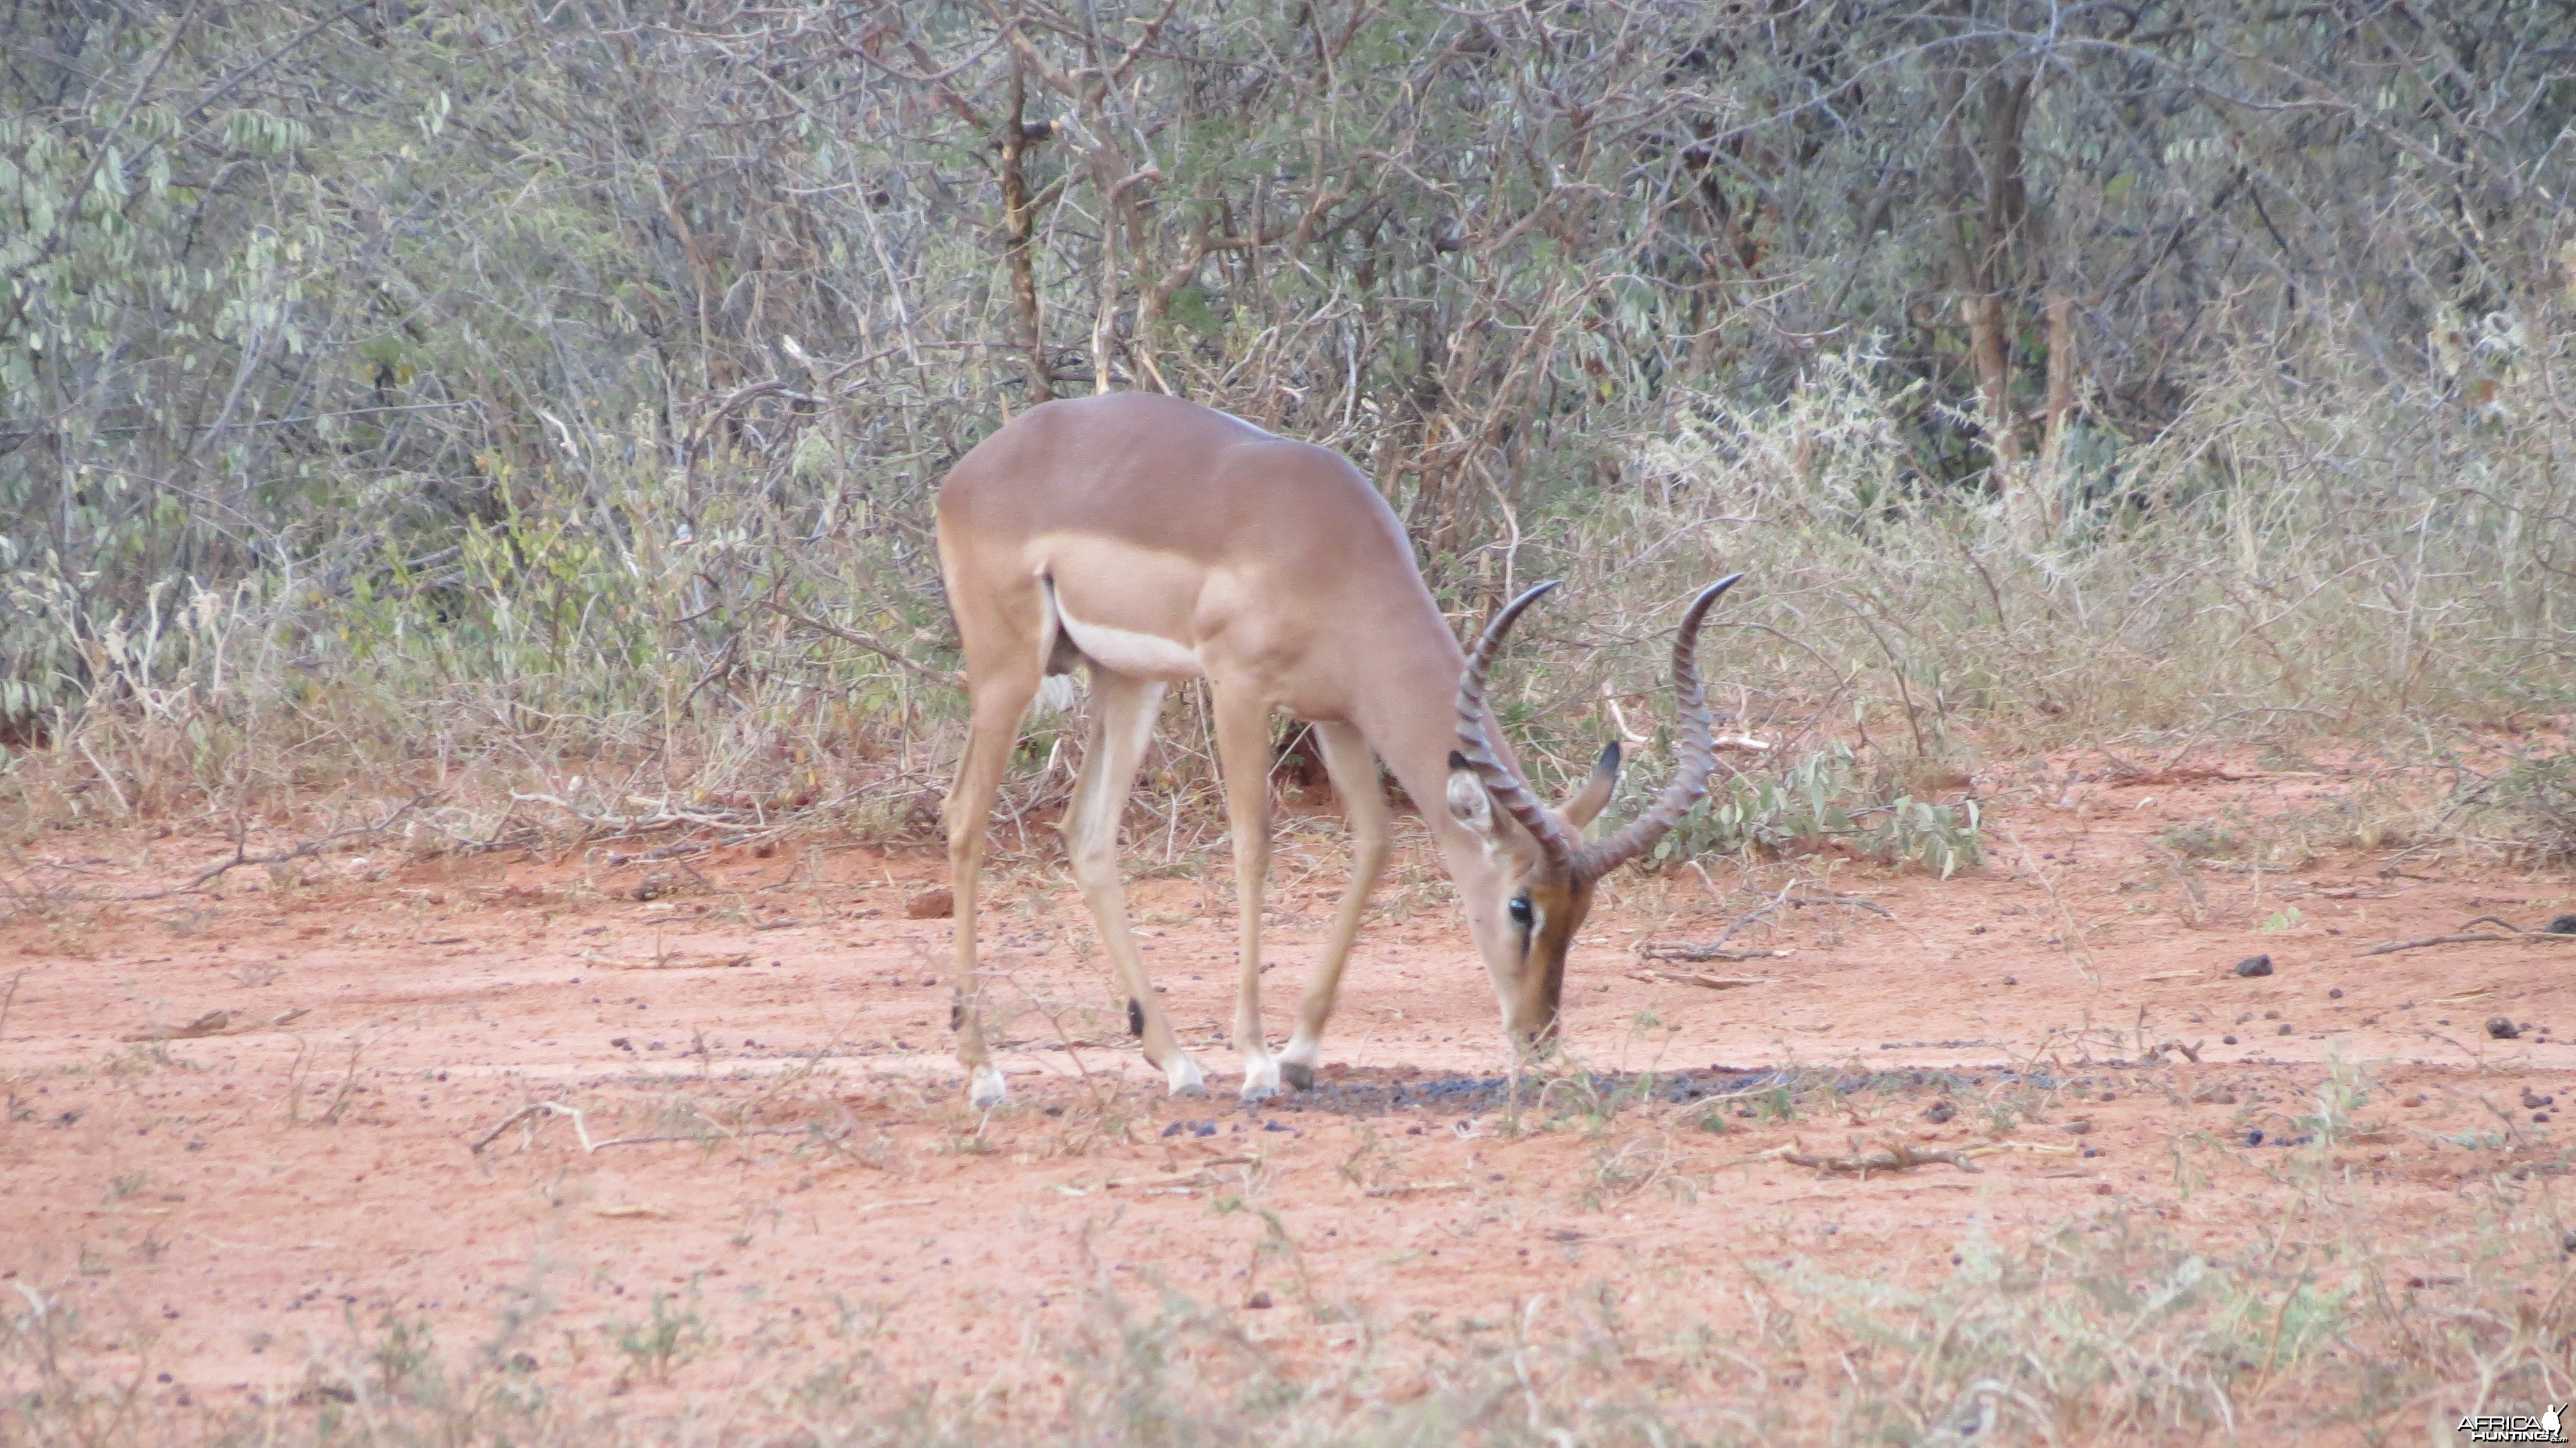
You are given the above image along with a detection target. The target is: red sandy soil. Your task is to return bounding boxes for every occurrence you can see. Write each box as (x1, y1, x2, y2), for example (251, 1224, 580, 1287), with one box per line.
(4, 746, 2572, 1438)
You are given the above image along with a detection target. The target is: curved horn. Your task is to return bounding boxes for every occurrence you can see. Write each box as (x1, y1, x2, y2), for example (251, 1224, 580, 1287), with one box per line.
(1454, 581, 1579, 870)
(1574, 574, 1743, 882)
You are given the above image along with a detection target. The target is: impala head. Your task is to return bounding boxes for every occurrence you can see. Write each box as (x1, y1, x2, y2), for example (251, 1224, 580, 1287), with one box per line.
(1444, 575, 1743, 1052)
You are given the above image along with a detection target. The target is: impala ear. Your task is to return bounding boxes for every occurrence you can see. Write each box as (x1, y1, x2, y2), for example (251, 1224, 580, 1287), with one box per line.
(1561, 741, 1621, 830)
(1444, 750, 1500, 837)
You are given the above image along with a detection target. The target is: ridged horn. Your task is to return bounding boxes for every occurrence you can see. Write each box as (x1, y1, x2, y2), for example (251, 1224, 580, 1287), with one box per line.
(1453, 581, 1579, 871)
(1573, 574, 1743, 883)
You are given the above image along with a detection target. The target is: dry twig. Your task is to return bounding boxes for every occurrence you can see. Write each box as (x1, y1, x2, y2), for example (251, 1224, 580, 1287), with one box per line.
(468, 1100, 830, 1155)
(1726, 1136, 2079, 1177)
(1635, 941, 1794, 964)
(766, 602, 953, 683)
(2354, 915, 2576, 957)
(119, 1007, 307, 1042)
(1628, 969, 1772, 989)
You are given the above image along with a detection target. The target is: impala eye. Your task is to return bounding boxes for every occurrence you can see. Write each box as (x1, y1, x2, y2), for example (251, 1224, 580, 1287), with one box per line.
(1507, 896, 1535, 929)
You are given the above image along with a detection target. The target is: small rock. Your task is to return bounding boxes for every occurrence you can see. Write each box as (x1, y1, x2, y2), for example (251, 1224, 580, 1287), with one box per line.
(2546, 913, 2576, 936)
(2244, 1129, 2264, 1147)
(2277, 1024, 2293, 1036)
(2232, 955, 2273, 978)
(1923, 1100, 1957, 1124)
(2487, 1017, 2521, 1040)
(632, 872, 678, 902)
(2537, 1112, 2552, 1124)
(1245, 1291, 1274, 1310)
(905, 888, 954, 920)
(2328, 988, 2344, 999)
(2222, 1034, 2238, 1045)
(2562, 1230, 2576, 1255)
(2402, 1094, 2425, 1107)
(2066, 1120, 2092, 1135)
(2002, 975, 2018, 986)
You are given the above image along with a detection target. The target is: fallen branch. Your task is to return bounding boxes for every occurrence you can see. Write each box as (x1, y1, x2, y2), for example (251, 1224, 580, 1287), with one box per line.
(468, 1100, 829, 1155)
(594, 951, 755, 972)
(506, 794, 749, 835)
(1786, 891, 1893, 919)
(2354, 915, 2576, 958)
(2, 795, 440, 911)
(193, 792, 442, 890)
(2108, 767, 2258, 788)
(1636, 943, 1793, 964)
(124, 1010, 232, 1042)
(1060, 1155, 1263, 1194)
(120, 1007, 308, 1042)
(1645, 879, 1811, 963)
(1726, 1136, 2079, 1177)
(1780, 1136, 1981, 1176)
(1629, 969, 1772, 989)
(605, 837, 766, 866)
(1363, 1179, 1470, 1197)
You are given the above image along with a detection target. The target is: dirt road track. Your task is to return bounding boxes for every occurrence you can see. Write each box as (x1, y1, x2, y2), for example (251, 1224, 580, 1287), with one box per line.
(5, 757, 2573, 1439)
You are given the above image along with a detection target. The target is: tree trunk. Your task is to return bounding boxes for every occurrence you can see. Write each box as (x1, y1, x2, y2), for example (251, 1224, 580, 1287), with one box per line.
(999, 66, 1052, 403)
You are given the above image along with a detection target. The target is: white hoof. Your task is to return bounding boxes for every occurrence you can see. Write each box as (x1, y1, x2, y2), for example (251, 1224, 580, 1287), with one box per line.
(969, 1064, 1008, 1109)
(1278, 1038, 1320, 1092)
(1166, 1054, 1208, 1098)
(1240, 1056, 1283, 1102)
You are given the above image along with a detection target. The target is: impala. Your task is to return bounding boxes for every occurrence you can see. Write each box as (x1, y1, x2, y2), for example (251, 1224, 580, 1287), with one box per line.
(934, 392, 1739, 1105)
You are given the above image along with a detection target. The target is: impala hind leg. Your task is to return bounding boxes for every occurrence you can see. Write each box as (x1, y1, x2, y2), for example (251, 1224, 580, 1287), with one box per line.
(947, 672, 1039, 1108)
(1062, 672, 1204, 1096)
(1209, 684, 1285, 1101)
(1278, 721, 1390, 1091)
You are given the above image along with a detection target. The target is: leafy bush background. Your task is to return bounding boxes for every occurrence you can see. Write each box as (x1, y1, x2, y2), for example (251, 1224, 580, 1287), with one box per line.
(5, 1, 2571, 842)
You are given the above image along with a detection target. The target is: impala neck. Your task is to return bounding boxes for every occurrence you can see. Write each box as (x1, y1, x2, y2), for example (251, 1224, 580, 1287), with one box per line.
(1349, 617, 1486, 861)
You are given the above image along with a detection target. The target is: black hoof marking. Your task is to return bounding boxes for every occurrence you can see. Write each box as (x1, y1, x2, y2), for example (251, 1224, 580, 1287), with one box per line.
(1280, 1061, 1314, 1092)
(949, 1002, 963, 1031)
(1128, 998, 1145, 1037)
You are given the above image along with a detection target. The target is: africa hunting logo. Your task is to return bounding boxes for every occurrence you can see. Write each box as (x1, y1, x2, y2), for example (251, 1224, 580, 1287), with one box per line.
(2459, 1404, 2568, 1443)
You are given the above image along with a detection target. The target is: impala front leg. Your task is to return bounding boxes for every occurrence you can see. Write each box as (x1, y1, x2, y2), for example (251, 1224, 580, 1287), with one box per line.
(1210, 684, 1283, 1101)
(1278, 721, 1388, 1091)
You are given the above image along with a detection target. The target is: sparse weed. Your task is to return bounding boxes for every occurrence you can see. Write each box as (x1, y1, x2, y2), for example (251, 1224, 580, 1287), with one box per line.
(2452, 750, 2576, 864)
(1757, 1086, 1799, 1123)
(1648, 742, 1985, 875)
(2298, 1051, 2375, 1148)
(608, 1290, 708, 1384)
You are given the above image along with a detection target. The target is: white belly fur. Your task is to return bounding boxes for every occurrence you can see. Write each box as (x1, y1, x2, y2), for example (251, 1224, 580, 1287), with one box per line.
(1053, 596, 1205, 680)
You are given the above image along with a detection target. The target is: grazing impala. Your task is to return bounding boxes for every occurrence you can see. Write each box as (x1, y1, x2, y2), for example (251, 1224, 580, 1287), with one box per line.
(935, 392, 1739, 1105)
